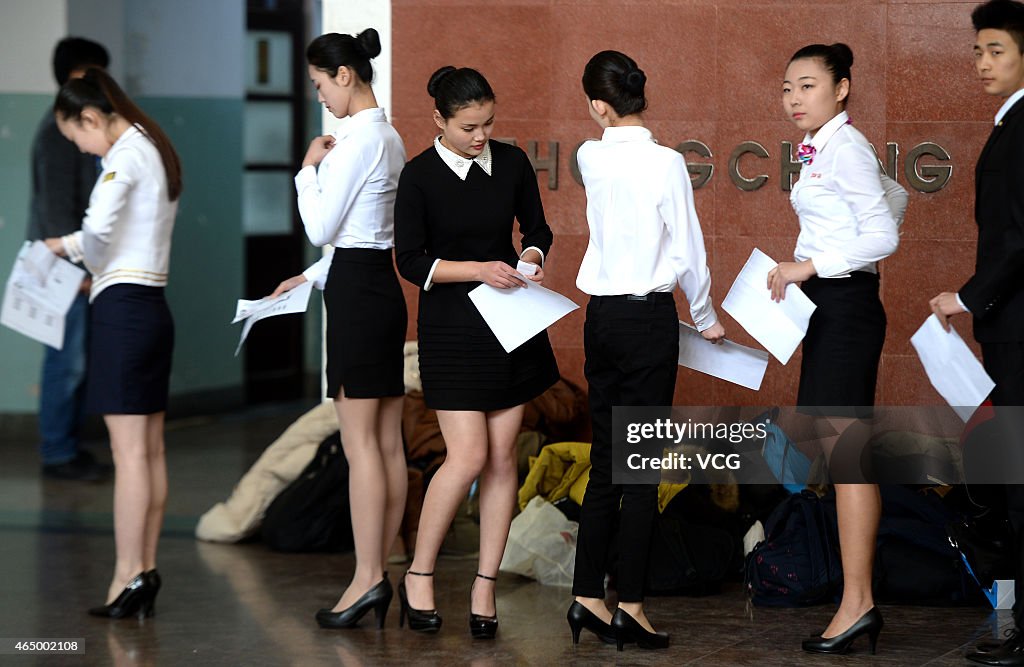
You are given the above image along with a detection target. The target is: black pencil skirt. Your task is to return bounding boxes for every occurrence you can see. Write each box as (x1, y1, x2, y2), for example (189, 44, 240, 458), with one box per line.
(86, 284, 174, 415)
(797, 272, 886, 413)
(323, 247, 407, 399)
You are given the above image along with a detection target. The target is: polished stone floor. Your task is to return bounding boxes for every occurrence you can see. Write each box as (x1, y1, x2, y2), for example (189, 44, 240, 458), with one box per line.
(0, 402, 1012, 665)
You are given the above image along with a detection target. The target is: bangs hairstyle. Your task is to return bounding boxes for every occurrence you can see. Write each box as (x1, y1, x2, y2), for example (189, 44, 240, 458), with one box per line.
(427, 66, 495, 119)
(55, 68, 183, 201)
(972, 0, 1024, 53)
(582, 50, 648, 117)
(306, 28, 382, 84)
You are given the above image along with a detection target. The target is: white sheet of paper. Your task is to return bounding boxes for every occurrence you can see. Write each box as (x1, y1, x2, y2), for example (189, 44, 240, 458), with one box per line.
(0, 241, 85, 349)
(910, 314, 995, 421)
(678, 321, 770, 391)
(232, 279, 314, 356)
(468, 279, 579, 353)
(721, 248, 816, 365)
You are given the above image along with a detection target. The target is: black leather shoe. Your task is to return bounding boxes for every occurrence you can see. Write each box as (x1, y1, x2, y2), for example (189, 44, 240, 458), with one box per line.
(968, 630, 1024, 665)
(88, 573, 154, 619)
(398, 570, 442, 633)
(974, 630, 1020, 656)
(316, 578, 393, 629)
(567, 600, 616, 645)
(802, 607, 883, 655)
(469, 573, 498, 639)
(611, 607, 669, 651)
(42, 451, 112, 482)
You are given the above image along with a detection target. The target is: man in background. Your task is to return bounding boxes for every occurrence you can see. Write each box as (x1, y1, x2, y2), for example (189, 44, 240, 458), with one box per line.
(27, 37, 111, 481)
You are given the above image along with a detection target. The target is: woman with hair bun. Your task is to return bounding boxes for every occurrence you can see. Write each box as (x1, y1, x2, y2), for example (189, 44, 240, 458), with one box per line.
(770, 43, 905, 654)
(394, 65, 559, 638)
(567, 50, 724, 652)
(270, 28, 408, 630)
(44, 68, 181, 619)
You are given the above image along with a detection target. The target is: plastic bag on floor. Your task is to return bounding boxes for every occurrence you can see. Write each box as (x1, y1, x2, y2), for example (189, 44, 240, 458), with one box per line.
(500, 496, 578, 587)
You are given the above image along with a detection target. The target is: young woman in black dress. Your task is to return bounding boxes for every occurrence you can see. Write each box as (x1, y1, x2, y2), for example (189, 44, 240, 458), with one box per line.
(394, 66, 559, 638)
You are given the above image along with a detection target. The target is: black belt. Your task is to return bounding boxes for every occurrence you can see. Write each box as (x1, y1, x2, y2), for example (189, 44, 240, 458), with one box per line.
(592, 292, 674, 303)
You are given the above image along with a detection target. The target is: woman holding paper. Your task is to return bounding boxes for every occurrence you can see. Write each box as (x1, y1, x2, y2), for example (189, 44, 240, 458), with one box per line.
(768, 43, 904, 654)
(394, 65, 559, 638)
(268, 30, 409, 630)
(568, 50, 724, 652)
(43, 68, 181, 618)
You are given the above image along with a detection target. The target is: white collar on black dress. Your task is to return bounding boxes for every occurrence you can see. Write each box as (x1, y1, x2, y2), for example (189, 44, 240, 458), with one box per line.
(433, 136, 492, 180)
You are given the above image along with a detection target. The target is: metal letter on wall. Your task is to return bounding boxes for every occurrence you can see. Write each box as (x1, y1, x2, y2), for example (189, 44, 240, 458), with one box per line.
(676, 140, 713, 190)
(729, 141, 769, 191)
(524, 141, 559, 191)
(570, 141, 586, 187)
(905, 142, 952, 193)
(780, 141, 801, 192)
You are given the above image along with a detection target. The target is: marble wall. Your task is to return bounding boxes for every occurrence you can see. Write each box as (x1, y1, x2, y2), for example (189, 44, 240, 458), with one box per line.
(390, 1, 993, 407)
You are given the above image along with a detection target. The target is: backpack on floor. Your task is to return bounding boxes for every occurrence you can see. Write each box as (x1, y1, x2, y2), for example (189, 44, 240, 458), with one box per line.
(261, 432, 354, 553)
(646, 512, 735, 596)
(744, 490, 841, 607)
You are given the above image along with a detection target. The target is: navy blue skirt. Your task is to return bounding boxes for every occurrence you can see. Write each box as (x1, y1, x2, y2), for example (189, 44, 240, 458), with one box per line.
(86, 284, 174, 415)
(798, 272, 886, 413)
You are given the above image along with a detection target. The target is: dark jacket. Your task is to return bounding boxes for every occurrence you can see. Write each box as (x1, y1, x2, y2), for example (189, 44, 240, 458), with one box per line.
(960, 97, 1024, 342)
(26, 113, 99, 241)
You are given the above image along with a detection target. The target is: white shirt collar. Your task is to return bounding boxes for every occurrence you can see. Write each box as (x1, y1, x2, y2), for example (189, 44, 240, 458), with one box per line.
(600, 125, 655, 143)
(433, 136, 492, 180)
(996, 89, 1024, 125)
(806, 110, 850, 152)
(334, 107, 388, 140)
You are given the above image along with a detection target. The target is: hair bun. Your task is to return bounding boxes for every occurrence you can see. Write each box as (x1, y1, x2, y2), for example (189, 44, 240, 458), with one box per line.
(830, 43, 854, 69)
(356, 28, 381, 59)
(624, 68, 646, 95)
(427, 65, 456, 98)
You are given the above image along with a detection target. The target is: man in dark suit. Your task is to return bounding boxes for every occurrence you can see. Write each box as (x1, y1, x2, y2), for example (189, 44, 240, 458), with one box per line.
(932, 1, 1024, 664)
(27, 37, 112, 481)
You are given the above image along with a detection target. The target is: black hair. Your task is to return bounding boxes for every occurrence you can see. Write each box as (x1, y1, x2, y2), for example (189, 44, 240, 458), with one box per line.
(52, 37, 109, 86)
(306, 29, 381, 84)
(582, 50, 648, 117)
(789, 43, 854, 86)
(55, 68, 183, 201)
(427, 66, 495, 119)
(973, 0, 1024, 53)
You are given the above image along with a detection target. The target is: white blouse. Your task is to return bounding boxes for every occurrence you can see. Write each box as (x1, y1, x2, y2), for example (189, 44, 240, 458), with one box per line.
(790, 111, 903, 278)
(297, 107, 406, 288)
(575, 125, 718, 331)
(62, 125, 177, 301)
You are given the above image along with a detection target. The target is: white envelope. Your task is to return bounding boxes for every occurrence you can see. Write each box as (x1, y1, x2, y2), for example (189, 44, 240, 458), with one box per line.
(468, 279, 579, 353)
(678, 321, 770, 391)
(722, 248, 816, 365)
(910, 314, 995, 421)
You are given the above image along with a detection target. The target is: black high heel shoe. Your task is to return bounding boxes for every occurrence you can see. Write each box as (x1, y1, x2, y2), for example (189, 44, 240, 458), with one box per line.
(469, 573, 498, 639)
(398, 570, 442, 633)
(88, 573, 155, 619)
(802, 607, 884, 655)
(611, 607, 670, 651)
(316, 578, 393, 629)
(567, 600, 616, 645)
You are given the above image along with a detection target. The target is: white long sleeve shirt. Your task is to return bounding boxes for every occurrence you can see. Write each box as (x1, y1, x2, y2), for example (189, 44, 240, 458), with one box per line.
(62, 125, 177, 301)
(575, 125, 718, 331)
(296, 107, 406, 289)
(790, 111, 902, 278)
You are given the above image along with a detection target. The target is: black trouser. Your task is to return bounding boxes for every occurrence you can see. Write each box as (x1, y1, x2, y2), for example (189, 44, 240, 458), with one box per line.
(982, 341, 1024, 627)
(572, 293, 679, 603)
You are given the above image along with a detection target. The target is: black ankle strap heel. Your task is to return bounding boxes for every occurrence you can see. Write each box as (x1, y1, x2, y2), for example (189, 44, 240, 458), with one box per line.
(470, 573, 498, 639)
(398, 570, 442, 633)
